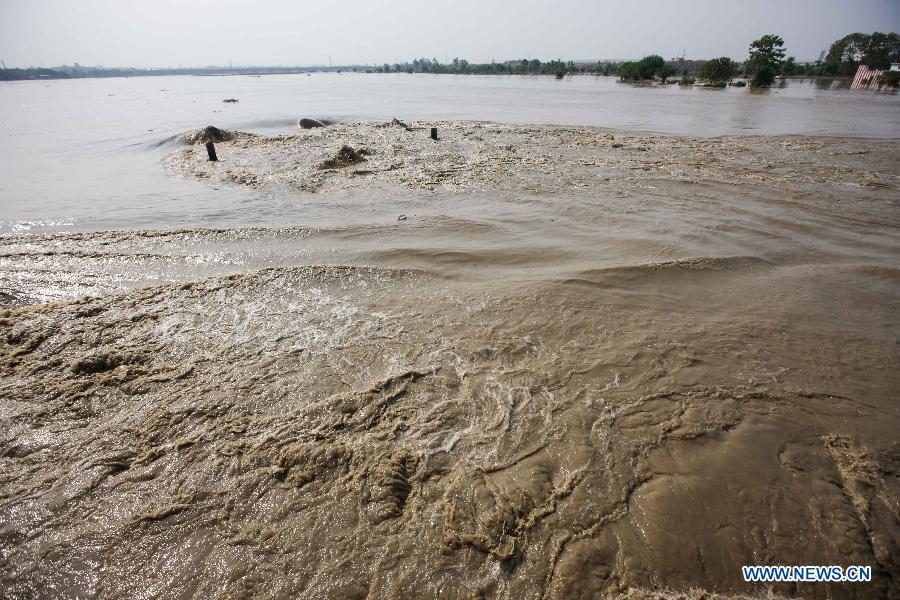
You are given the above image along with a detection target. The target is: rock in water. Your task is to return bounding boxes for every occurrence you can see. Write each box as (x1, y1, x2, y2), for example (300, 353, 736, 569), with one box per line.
(298, 118, 326, 129)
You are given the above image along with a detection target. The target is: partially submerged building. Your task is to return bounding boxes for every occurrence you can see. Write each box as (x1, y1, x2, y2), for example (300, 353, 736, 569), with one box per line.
(850, 64, 895, 91)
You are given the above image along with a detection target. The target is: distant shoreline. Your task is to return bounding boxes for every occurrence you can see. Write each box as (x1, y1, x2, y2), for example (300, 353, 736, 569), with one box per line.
(0, 66, 341, 82)
(0, 67, 852, 83)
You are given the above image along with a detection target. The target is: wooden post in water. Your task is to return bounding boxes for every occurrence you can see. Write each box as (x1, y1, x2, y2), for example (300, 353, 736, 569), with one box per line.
(430, 127, 438, 141)
(206, 141, 218, 161)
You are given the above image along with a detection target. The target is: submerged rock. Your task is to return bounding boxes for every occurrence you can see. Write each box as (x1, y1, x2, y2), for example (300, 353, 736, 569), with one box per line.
(298, 118, 327, 129)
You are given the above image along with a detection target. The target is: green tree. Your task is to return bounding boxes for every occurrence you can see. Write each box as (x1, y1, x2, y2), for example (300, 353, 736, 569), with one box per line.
(639, 55, 665, 78)
(747, 34, 786, 87)
(824, 33, 869, 75)
(698, 57, 737, 83)
(862, 32, 900, 69)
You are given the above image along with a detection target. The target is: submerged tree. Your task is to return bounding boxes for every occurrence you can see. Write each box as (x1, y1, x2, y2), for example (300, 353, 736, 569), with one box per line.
(747, 34, 786, 87)
(881, 70, 900, 87)
(781, 56, 797, 76)
(617, 54, 673, 81)
(617, 61, 641, 80)
(698, 57, 737, 83)
(658, 62, 676, 82)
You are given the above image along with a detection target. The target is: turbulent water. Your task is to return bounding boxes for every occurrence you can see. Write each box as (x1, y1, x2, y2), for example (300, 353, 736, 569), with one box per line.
(1, 84, 900, 600)
(2, 74, 900, 235)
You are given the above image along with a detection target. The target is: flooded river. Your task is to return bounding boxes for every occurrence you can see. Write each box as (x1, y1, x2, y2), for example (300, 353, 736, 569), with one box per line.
(1, 76, 899, 599)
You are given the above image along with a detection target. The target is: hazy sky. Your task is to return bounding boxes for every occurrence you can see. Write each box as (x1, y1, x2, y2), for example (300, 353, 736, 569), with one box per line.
(1, 0, 899, 68)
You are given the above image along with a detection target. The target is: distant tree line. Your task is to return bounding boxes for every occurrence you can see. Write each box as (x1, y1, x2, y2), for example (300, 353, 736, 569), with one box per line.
(5, 31, 898, 85)
(614, 36, 781, 87)
(615, 32, 899, 88)
(0, 64, 348, 81)
(0, 67, 70, 81)
(377, 31, 897, 89)
(376, 57, 582, 76)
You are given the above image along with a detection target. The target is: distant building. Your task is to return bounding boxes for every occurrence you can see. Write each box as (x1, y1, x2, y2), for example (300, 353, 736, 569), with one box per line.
(891, 63, 900, 72)
(818, 50, 827, 62)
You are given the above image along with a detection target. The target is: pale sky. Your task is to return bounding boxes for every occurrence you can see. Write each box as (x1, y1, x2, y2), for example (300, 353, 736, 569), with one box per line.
(1, 0, 899, 68)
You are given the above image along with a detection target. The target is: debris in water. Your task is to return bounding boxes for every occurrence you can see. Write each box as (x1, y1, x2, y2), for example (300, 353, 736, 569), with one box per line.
(388, 117, 410, 130)
(319, 145, 367, 169)
(183, 125, 235, 144)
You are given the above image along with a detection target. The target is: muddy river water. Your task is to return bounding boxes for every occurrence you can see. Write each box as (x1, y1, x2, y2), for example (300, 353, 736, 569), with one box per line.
(1, 76, 899, 599)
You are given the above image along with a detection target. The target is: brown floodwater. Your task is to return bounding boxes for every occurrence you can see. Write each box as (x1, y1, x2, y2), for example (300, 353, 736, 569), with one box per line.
(1, 121, 899, 599)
